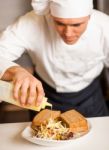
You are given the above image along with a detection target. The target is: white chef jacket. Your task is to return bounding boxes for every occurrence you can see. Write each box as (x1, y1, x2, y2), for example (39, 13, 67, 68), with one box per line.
(0, 9, 109, 92)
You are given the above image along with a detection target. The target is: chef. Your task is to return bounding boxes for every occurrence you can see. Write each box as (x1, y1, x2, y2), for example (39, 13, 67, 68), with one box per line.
(0, 0, 109, 117)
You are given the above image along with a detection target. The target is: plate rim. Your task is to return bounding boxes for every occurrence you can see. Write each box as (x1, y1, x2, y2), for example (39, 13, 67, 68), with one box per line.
(21, 121, 91, 145)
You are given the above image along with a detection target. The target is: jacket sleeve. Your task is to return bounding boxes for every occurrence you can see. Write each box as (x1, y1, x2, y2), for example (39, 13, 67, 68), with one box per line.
(0, 12, 33, 78)
(100, 13, 109, 67)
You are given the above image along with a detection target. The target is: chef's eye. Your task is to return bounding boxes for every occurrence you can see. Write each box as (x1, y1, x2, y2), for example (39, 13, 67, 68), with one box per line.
(71, 23, 81, 27)
(55, 21, 65, 26)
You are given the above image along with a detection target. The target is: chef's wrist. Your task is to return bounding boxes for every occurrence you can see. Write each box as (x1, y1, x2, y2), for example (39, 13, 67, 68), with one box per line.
(1, 66, 22, 81)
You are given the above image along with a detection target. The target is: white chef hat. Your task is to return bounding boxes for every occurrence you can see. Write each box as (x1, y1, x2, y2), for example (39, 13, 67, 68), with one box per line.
(32, 0, 93, 18)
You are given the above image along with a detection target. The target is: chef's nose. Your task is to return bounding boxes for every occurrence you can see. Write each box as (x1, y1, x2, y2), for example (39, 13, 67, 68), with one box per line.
(64, 26, 74, 36)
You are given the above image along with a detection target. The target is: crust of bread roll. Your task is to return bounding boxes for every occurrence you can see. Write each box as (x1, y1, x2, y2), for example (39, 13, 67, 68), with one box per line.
(32, 109, 61, 127)
(60, 109, 89, 133)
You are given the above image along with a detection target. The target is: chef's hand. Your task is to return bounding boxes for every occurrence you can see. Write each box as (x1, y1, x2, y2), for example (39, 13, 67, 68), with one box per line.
(2, 66, 45, 106)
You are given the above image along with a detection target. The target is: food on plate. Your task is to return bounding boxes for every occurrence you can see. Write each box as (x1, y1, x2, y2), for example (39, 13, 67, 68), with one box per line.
(32, 109, 61, 127)
(31, 109, 89, 140)
(60, 109, 89, 133)
(31, 109, 71, 140)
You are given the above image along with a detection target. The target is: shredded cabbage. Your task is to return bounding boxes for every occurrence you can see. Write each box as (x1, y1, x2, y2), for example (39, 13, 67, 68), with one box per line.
(32, 118, 74, 140)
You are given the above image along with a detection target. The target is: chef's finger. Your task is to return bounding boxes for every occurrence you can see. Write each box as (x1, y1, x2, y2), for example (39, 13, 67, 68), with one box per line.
(20, 79, 30, 105)
(35, 81, 45, 106)
(13, 80, 22, 100)
(27, 84, 37, 105)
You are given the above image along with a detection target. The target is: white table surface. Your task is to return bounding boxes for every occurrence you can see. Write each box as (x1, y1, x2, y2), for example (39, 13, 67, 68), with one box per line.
(0, 117, 109, 150)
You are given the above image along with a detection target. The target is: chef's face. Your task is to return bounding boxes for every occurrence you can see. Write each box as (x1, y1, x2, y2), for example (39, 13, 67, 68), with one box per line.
(53, 16, 90, 45)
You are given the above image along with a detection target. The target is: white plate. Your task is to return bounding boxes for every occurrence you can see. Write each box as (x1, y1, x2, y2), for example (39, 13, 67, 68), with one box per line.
(21, 123, 91, 147)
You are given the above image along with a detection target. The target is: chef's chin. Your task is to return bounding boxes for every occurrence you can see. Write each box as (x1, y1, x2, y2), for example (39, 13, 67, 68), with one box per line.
(62, 36, 79, 45)
(63, 39, 78, 45)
